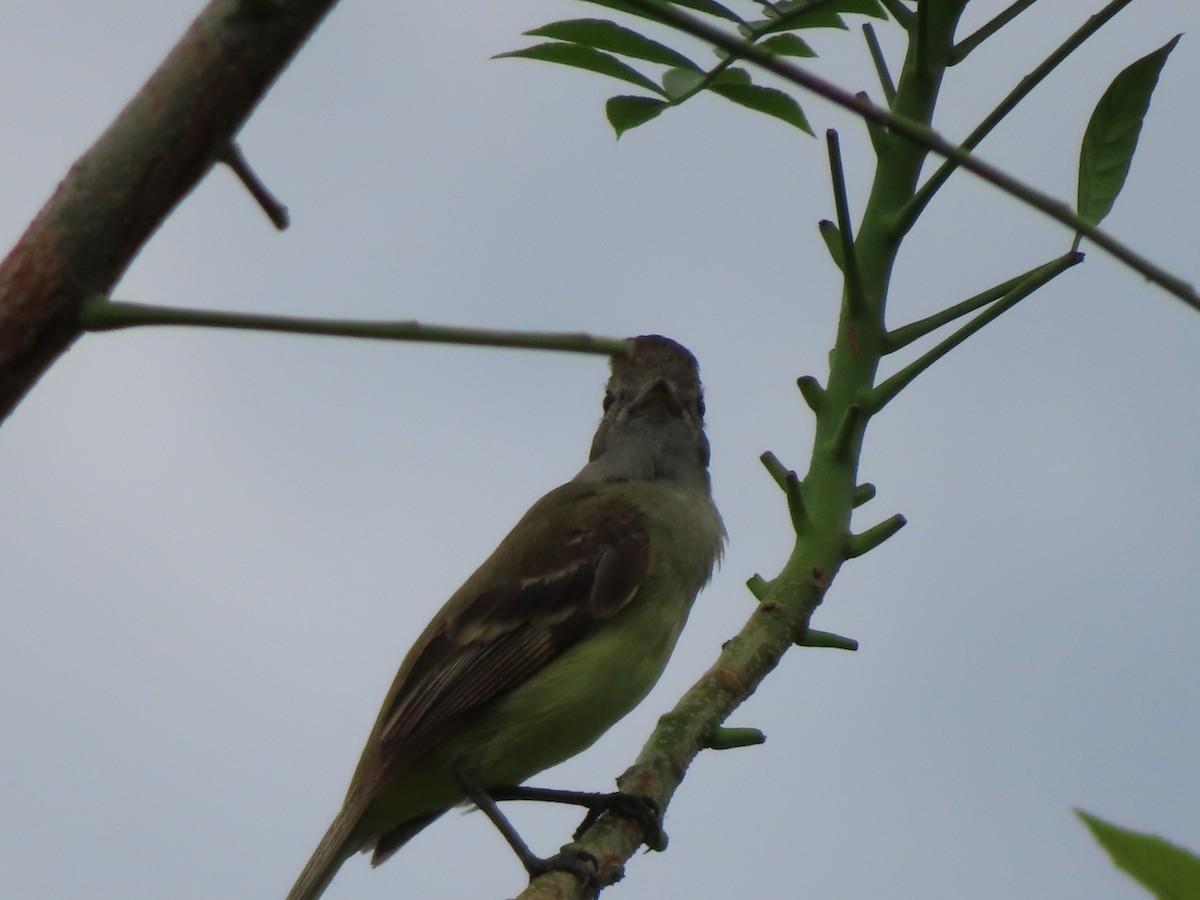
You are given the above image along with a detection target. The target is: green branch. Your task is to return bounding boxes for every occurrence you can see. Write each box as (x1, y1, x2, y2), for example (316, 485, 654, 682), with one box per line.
(883, 255, 1072, 352)
(619, 0, 1198, 313)
(868, 251, 1083, 412)
(950, 0, 1039, 64)
(826, 130, 865, 314)
(76, 297, 627, 357)
(862, 23, 896, 105)
(900, 0, 1137, 234)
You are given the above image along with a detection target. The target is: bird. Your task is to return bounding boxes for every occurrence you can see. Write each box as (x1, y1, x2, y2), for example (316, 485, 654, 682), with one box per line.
(286, 334, 724, 900)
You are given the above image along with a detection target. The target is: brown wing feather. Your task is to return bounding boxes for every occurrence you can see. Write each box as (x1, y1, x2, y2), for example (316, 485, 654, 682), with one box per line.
(369, 490, 649, 779)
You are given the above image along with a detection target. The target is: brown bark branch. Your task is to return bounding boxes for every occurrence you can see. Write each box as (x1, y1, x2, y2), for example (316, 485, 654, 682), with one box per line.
(0, 0, 340, 421)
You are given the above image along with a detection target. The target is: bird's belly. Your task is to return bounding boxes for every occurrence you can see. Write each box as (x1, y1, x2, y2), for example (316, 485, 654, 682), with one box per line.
(442, 588, 688, 787)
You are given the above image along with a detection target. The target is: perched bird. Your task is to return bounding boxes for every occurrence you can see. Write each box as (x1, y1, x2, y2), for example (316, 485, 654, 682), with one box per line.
(286, 335, 724, 900)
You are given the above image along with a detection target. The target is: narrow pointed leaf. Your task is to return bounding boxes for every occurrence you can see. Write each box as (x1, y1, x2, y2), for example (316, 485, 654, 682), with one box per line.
(576, 0, 670, 25)
(761, 33, 817, 57)
(527, 19, 701, 70)
(606, 95, 670, 137)
(1077, 810, 1200, 899)
(663, 67, 706, 100)
(496, 42, 665, 95)
(1077, 35, 1179, 228)
(576, 0, 742, 24)
(672, 0, 745, 23)
(710, 82, 813, 133)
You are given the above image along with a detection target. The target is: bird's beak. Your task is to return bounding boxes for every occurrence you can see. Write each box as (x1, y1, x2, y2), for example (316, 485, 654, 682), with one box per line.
(631, 377, 682, 415)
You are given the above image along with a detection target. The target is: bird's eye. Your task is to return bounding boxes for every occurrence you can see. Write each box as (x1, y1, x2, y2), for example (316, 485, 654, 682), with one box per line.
(602, 391, 615, 412)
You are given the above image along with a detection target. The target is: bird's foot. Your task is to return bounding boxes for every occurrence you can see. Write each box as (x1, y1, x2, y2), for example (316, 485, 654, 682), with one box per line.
(524, 847, 600, 889)
(572, 791, 666, 852)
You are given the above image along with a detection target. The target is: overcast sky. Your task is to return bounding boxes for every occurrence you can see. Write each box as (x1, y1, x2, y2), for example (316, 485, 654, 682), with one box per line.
(1, 2, 1198, 899)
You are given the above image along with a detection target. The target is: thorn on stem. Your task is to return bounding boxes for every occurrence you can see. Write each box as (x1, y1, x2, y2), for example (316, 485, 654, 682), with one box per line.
(847, 513, 907, 558)
(797, 375, 826, 413)
(797, 628, 859, 651)
(853, 483, 876, 507)
(705, 726, 767, 750)
(746, 574, 771, 601)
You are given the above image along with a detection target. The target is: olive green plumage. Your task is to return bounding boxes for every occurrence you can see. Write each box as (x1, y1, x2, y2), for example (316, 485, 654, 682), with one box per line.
(287, 336, 723, 900)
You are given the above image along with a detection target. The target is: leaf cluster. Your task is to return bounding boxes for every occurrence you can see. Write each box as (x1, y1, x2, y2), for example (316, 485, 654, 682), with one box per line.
(498, 0, 885, 136)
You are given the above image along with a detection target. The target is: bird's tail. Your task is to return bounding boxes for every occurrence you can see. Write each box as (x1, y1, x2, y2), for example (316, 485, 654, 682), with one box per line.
(285, 803, 361, 900)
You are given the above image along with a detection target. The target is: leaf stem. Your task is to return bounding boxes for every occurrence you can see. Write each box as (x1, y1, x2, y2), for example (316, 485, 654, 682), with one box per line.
(862, 23, 896, 105)
(826, 130, 864, 315)
(869, 252, 1083, 412)
(883, 255, 1071, 352)
(950, 0, 1039, 64)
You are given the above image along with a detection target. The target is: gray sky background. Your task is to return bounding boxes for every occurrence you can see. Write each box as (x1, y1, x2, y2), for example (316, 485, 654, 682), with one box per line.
(1, 2, 1198, 898)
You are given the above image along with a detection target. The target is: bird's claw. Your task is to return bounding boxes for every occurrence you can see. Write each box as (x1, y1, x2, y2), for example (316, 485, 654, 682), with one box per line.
(572, 792, 667, 852)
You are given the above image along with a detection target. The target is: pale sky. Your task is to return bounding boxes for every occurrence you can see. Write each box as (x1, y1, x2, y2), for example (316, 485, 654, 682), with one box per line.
(1, 2, 1198, 899)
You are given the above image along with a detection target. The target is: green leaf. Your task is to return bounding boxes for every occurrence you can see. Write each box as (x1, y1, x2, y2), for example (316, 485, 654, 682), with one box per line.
(774, 0, 885, 18)
(672, 0, 745, 23)
(663, 67, 706, 99)
(712, 66, 752, 86)
(576, 0, 742, 25)
(526, 19, 701, 70)
(761, 33, 817, 57)
(834, 0, 886, 17)
(710, 82, 813, 133)
(495, 42, 665, 95)
(606, 95, 670, 137)
(756, 0, 885, 34)
(575, 0, 670, 26)
(1077, 810, 1200, 899)
(1076, 34, 1179, 229)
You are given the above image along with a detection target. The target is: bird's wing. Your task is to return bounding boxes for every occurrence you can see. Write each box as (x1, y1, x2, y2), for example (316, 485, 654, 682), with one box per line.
(370, 487, 648, 777)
